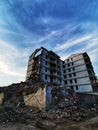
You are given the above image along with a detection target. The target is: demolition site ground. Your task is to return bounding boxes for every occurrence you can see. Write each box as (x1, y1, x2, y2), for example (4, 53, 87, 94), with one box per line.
(0, 105, 98, 130)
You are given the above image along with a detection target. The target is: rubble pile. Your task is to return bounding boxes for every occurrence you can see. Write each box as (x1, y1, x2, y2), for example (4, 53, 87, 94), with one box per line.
(36, 98, 98, 130)
(46, 101, 94, 122)
(0, 92, 98, 130)
(36, 98, 98, 129)
(0, 105, 41, 124)
(0, 72, 45, 124)
(0, 96, 97, 118)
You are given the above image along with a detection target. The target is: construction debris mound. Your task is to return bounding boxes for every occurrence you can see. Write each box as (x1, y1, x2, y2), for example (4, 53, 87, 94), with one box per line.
(0, 96, 98, 130)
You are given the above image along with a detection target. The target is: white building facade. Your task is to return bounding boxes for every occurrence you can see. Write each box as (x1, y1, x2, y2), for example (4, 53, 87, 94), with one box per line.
(62, 53, 96, 92)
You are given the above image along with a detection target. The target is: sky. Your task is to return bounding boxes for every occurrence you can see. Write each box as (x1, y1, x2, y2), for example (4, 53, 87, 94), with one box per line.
(0, 0, 98, 86)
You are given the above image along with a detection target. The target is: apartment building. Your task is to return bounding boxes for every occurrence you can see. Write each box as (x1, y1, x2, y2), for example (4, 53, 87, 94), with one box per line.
(26, 47, 63, 86)
(62, 53, 97, 92)
(26, 47, 97, 93)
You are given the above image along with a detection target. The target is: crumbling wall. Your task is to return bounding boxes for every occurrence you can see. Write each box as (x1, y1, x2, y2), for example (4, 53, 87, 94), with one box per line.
(24, 87, 46, 111)
(0, 92, 4, 106)
(2, 86, 24, 108)
(76, 93, 98, 106)
(26, 47, 42, 80)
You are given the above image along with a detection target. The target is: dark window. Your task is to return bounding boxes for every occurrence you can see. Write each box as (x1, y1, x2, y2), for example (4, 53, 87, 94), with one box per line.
(71, 86, 73, 90)
(67, 59, 69, 62)
(57, 71, 60, 74)
(69, 74, 71, 77)
(50, 71, 53, 74)
(45, 75, 47, 80)
(50, 58, 54, 61)
(46, 55, 48, 59)
(73, 68, 75, 71)
(65, 81, 67, 84)
(57, 65, 59, 68)
(70, 80, 72, 83)
(76, 86, 78, 90)
(74, 79, 77, 83)
(71, 58, 73, 61)
(63, 70, 66, 73)
(46, 61, 47, 65)
(63, 65, 65, 68)
(64, 75, 66, 78)
(72, 62, 74, 65)
(73, 73, 76, 77)
(45, 68, 47, 72)
(68, 63, 70, 66)
(50, 77, 53, 82)
(68, 68, 71, 72)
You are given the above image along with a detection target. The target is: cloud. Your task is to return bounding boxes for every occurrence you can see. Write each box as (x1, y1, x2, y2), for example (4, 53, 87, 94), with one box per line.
(88, 48, 98, 62)
(0, 40, 29, 86)
(54, 34, 93, 51)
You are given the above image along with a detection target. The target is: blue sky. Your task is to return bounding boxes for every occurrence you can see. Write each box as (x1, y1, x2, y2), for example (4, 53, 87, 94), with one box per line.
(0, 0, 98, 86)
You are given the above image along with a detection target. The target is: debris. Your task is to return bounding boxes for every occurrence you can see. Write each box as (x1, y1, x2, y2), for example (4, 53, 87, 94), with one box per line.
(36, 120, 56, 130)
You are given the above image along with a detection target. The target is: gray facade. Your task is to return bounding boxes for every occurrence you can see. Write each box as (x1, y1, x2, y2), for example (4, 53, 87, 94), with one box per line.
(62, 53, 97, 92)
(26, 47, 97, 93)
(40, 48, 63, 85)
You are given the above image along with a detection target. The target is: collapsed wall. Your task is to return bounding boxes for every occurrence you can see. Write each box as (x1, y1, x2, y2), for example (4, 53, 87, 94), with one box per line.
(0, 92, 4, 105)
(24, 87, 46, 110)
(0, 83, 46, 111)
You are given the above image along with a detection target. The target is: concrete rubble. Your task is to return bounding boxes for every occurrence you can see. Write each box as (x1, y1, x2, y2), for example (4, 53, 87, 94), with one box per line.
(0, 84, 98, 130)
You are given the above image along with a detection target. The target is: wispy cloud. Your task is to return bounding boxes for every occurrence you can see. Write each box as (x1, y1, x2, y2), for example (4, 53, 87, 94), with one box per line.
(0, 40, 29, 86)
(54, 34, 93, 51)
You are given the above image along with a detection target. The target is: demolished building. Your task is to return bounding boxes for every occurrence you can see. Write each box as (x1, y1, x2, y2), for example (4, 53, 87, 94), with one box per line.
(26, 47, 97, 92)
(25, 47, 98, 109)
(0, 47, 98, 112)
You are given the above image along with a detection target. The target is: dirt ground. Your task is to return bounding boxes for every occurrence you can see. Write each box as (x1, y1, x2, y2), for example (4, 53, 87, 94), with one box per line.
(55, 116, 98, 130)
(0, 116, 98, 130)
